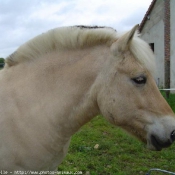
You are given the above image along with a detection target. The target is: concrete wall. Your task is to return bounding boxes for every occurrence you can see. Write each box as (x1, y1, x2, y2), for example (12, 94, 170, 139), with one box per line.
(170, 0, 175, 89)
(141, 0, 164, 87)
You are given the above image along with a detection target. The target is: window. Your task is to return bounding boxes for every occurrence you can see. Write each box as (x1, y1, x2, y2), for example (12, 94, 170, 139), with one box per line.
(149, 43, 154, 52)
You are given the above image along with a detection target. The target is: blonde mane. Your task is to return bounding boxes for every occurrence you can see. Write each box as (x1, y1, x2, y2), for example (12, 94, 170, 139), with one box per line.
(130, 33, 155, 75)
(5, 26, 155, 75)
(5, 26, 117, 67)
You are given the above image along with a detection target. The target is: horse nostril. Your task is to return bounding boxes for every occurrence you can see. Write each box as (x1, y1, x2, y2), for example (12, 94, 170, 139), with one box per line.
(171, 130, 175, 142)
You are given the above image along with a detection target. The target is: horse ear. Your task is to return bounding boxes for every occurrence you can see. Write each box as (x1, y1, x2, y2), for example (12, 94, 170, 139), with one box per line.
(111, 24, 139, 54)
(123, 24, 139, 45)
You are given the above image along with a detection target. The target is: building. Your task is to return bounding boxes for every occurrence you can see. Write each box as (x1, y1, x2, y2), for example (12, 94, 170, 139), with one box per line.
(139, 0, 175, 91)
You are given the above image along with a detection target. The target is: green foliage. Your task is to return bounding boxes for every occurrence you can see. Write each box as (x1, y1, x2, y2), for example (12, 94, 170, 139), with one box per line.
(161, 91, 175, 112)
(0, 58, 5, 63)
(58, 93, 175, 175)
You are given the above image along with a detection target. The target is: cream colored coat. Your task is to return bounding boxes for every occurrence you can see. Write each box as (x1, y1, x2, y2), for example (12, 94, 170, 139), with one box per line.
(0, 25, 175, 172)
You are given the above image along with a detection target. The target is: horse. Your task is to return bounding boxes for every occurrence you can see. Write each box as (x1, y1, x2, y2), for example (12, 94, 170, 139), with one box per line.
(0, 24, 175, 172)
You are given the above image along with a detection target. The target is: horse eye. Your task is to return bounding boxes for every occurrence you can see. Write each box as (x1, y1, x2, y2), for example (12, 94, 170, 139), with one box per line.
(132, 76, 147, 85)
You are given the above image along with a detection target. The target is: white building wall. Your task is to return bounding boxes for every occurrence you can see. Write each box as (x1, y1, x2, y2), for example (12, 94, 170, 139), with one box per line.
(170, 0, 175, 90)
(141, 21, 164, 87)
(140, 0, 164, 87)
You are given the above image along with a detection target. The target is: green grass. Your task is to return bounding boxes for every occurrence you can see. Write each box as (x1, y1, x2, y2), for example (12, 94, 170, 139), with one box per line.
(161, 91, 175, 112)
(58, 93, 175, 175)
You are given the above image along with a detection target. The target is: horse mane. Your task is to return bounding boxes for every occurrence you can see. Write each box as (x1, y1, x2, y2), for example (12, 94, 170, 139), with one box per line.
(130, 34, 155, 75)
(5, 25, 155, 75)
(5, 26, 117, 67)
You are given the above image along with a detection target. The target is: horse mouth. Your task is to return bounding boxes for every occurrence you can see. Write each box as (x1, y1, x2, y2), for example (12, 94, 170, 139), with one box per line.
(150, 135, 162, 151)
(150, 135, 172, 151)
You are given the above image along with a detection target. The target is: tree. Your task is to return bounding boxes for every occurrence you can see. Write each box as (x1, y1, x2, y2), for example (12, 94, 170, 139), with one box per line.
(0, 58, 5, 63)
(0, 58, 5, 68)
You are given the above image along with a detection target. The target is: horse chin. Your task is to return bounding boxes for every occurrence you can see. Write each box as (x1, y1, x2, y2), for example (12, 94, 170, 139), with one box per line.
(146, 135, 166, 151)
(146, 142, 162, 151)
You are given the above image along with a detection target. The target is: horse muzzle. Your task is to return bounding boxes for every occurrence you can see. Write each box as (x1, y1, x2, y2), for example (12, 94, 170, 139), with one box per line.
(146, 116, 175, 151)
(147, 129, 175, 151)
(149, 130, 175, 151)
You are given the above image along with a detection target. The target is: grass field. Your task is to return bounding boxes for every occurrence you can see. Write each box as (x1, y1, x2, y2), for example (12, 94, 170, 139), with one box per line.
(58, 93, 175, 175)
(161, 91, 175, 112)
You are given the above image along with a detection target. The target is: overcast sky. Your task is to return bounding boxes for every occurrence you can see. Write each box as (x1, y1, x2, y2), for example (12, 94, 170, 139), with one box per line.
(0, 0, 152, 58)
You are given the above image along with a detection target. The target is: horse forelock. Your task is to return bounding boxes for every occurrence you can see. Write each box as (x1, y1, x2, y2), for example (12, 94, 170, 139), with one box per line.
(5, 26, 117, 67)
(130, 33, 156, 76)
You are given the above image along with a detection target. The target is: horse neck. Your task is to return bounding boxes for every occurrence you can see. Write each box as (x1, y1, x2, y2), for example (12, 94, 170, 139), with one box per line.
(50, 46, 110, 137)
(68, 47, 111, 133)
(26, 45, 109, 137)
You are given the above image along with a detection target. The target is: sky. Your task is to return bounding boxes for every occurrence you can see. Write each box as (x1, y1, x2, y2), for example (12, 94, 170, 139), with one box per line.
(0, 0, 152, 58)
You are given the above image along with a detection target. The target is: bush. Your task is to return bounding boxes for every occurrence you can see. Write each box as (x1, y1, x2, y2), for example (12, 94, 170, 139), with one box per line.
(0, 58, 5, 63)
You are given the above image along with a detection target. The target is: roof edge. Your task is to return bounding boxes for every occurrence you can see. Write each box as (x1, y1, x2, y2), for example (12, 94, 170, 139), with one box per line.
(139, 0, 157, 32)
